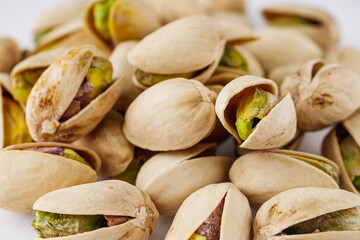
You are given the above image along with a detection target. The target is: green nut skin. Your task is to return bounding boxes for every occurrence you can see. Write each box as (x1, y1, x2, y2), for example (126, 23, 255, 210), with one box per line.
(340, 134, 360, 190)
(87, 56, 113, 100)
(93, 0, 115, 42)
(269, 16, 315, 26)
(135, 69, 197, 87)
(62, 148, 90, 167)
(219, 45, 248, 72)
(34, 27, 53, 44)
(32, 211, 107, 238)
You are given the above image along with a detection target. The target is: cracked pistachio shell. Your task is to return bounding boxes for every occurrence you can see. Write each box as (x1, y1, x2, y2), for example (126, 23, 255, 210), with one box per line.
(110, 40, 143, 112)
(128, 15, 226, 88)
(136, 143, 233, 216)
(165, 182, 252, 240)
(0, 38, 20, 73)
(253, 187, 360, 240)
(325, 46, 360, 76)
(215, 76, 297, 149)
(123, 78, 217, 151)
(0, 142, 100, 213)
(263, 4, 339, 50)
(243, 27, 323, 72)
(267, 64, 300, 86)
(322, 112, 360, 195)
(75, 110, 134, 177)
(281, 59, 360, 131)
(230, 150, 339, 209)
(33, 180, 159, 240)
(26, 45, 124, 142)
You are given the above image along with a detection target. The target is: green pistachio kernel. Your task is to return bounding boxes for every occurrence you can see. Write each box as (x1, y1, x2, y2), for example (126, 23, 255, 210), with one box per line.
(62, 148, 90, 167)
(87, 56, 113, 100)
(189, 233, 207, 240)
(269, 16, 315, 26)
(339, 134, 360, 190)
(235, 88, 271, 141)
(32, 211, 107, 238)
(93, 0, 115, 42)
(135, 69, 197, 87)
(34, 27, 53, 44)
(220, 45, 248, 72)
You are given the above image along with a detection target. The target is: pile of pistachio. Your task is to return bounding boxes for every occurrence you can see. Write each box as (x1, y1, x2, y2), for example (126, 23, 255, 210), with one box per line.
(1, 0, 360, 239)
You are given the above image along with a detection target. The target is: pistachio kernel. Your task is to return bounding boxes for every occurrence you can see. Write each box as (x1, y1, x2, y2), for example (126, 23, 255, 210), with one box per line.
(93, 0, 115, 42)
(34, 27, 53, 44)
(220, 45, 248, 72)
(339, 134, 360, 190)
(135, 69, 197, 87)
(269, 16, 318, 26)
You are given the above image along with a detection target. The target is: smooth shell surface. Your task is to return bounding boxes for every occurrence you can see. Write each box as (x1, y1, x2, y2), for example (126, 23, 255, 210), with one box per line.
(325, 46, 360, 76)
(123, 78, 217, 151)
(0, 38, 20, 73)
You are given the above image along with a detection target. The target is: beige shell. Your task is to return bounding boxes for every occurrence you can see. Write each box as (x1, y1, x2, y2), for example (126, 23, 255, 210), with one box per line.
(165, 182, 252, 240)
(325, 46, 360, 76)
(281, 59, 360, 131)
(198, 0, 246, 14)
(110, 40, 143, 112)
(322, 112, 360, 195)
(215, 76, 297, 149)
(26, 45, 124, 142)
(0, 38, 20, 73)
(230, 150, 339, 209)
(253, 187, 360, 240)
(123, 78, 217, 151)
(243, 27, 323, 72)
(75, 110, 134, 177)
(33, 180, 159, 240)
(262, 4, 339, 50)
(267, 64, 301, 86)
(127, 15, 226, 87)
(0, 142, 100, 213)
(136, 143, 233, 216)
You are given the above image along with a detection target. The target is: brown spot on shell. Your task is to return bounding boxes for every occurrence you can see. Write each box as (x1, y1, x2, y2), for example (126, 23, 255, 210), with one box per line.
(312, 93, 333, 108)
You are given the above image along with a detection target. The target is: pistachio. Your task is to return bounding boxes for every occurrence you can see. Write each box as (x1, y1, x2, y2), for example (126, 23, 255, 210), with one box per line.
(325, 46, 360, 76)
(220, 45, 248, 72)
(267, 64, 300, 86)
(0, 38, 20, 73)
(93, 0, 114, 42)
(269, 16, 315, 26)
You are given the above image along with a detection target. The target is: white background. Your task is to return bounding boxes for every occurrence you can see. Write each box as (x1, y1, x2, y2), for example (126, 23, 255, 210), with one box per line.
(0, 0, 360, 239)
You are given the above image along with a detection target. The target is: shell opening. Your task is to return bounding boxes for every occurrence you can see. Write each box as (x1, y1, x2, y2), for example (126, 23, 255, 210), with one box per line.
(265, 13, 321, 26)
(219, 45, 248, 72)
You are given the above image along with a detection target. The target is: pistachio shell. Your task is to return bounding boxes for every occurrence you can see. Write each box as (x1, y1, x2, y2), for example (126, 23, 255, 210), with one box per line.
(0, 73, 14, 97)
(243, 27, 323, 72)
(281, 59, 360, 131)
(136, 143, 233, 215)
(0, 142, 100, 213)
(26, 45, 124, 142)
(253, 187, 360, 240)
(325, 46, 360, 76)
(230, 150, 339, 209)
(33, 180, 159, 240)
(165, 183, 252, 240)
(198, 0, 246, 14)
(267, 64, 300, 86)
(215, 76, 296, 149)
(75, 110, 134, 177)
(123, 78, 217, 151)
(0, 38, 20, 73)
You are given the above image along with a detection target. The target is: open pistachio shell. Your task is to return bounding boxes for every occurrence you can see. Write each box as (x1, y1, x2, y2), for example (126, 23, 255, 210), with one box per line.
(263, 4, 339, 50)
(165, 182, 252, 240)
(230, 150, 340, 209)
(0, 142, 100, 213)
(215, 76, 297, 149)
(253, 187, 360, 240)
(243, 27, 323, 72)
(75, 110, 134, 177)
(281, 59, 360, 131)
(267, 64, 300, 86)
(26, 45, 124, 142)
(325, 46, 360, 76)
(136, 143, 233, 216)
(123, 78, 217, 151)
(33, 180, 159, 240)
(0, 38, 20, 73)
(109, 40, 143, 112)
(127, 15, 226, 88)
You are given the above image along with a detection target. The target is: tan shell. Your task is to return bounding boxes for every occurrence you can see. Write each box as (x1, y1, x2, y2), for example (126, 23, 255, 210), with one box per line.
(215, 76, 297, 149)
(33, 180, 159, 240)
(165, 183, 252, 240)
(26, 45, 124, 142)
(322, 112, 360, 195)
(0, 73, 13, 98)
(136, 143, 233, 216)
(267, 64, 301, 86)
(230, 149, 339, 209)
(243, 27, 323, 72)
(198, 0, 246, 14)
(0, 142, 100, 213)
(128, 15, 226, 86)
(75, 110, 134, 177)
(325, 46, 360, 76)
(110, 40, 143, 112)
(253, 187, 360, 240)
(0, 38, 20, 73)
(123, 78, 217, 151)
(281, 59, 360, 131)
(263, 4, 339, 50)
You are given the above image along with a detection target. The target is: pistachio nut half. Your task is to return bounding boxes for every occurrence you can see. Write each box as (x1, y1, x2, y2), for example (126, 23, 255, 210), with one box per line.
(123, 78, 217, 151)
(0, 38, 20, 73)
(230, 149, 339, 209)
(322, 111, 360, 195)
(0, 142, 100, 213)
(127, 15, 226, 88)
(26, 45, 124, 142)
(84, 0, 161, 48)
(281, 59, 360, 131)
(165, 182, 252, 240)
(136, 143, 233, 216)
(325, 46, 360, 76)
(263, 4, 339, 50)
(253, 187, 360, 240)
(32, 180, 158, 239)
(243, 27, 323, 72)
(215, 76, 297, 149)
